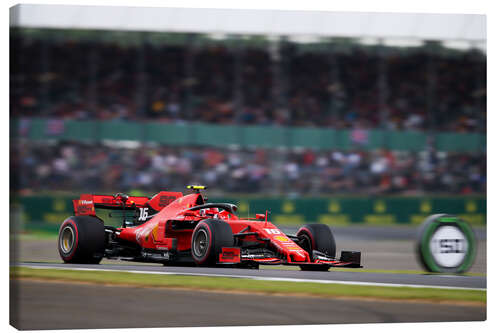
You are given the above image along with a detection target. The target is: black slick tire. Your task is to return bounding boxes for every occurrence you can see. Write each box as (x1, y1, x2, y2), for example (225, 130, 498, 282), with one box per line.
(58, 216, 105, 264)
(297, 223, 336, 271)
(191, 219, 234, 266)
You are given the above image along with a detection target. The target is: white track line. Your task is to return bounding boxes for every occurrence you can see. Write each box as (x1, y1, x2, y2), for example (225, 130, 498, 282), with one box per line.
(17, 264, 485, 291)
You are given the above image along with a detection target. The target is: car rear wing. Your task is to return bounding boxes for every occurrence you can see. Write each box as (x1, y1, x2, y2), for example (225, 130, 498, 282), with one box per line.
(73, 193, 151, 216)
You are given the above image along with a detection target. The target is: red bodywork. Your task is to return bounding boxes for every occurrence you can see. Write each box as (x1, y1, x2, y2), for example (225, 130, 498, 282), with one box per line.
(73, 191, 360, 267)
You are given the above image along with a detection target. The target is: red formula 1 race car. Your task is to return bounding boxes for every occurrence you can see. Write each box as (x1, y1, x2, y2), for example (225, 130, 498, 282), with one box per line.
(58, 186, 362, 271)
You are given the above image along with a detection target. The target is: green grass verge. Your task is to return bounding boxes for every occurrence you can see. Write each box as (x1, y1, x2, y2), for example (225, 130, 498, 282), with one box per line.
(12, 231, 61, 240)
(12, 267, 485, 304)
(260, 265, 485, 276)
(11, 261, 485, 277)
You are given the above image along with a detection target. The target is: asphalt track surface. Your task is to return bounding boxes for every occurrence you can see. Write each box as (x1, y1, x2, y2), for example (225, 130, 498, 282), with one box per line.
(16, 262, 486, 289)
(10, 280, 486, 330)
(10, 225, 487, 329)
(13, 225, 487, 272)
(12, 225, 486, 289)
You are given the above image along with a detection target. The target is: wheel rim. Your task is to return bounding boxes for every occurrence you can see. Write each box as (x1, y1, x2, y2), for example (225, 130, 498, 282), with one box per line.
(60, 226, 75, 254)
(193, 229, 209, 257)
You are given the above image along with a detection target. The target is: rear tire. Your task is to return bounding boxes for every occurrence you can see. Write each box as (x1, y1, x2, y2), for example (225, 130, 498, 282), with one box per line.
(297, 224, 336, 271)
(58, 216, 105, 264)
(191, 219, 234, 266)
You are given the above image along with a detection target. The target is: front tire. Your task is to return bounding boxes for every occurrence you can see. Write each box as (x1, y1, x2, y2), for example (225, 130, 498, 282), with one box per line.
(297, 224, 336, 271)
(58, 216, 105, 264)
(191, 219, 234, 266)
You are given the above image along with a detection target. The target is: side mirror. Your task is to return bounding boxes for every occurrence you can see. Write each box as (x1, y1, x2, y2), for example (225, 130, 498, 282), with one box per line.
(255, 214, 266, 220)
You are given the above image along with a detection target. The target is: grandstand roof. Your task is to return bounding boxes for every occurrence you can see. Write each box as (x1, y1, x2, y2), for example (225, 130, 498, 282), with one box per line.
(10, 4, 485, 43)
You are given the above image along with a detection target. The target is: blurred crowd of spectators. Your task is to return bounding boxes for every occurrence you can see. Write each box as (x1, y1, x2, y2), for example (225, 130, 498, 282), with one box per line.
(12, 141, 486, 196)
(11, 36, 486, 132)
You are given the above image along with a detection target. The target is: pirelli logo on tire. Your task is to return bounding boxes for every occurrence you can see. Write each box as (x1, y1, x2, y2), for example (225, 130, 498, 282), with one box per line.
(416, 214, 476, 273)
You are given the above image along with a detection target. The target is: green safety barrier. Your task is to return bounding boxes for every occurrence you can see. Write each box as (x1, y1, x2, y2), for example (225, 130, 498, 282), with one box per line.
(12, 118, 485, 152)
(14, 195, 486, 233)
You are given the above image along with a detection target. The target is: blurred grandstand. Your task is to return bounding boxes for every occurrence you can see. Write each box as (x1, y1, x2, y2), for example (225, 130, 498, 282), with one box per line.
(10, 6, 486, 197)
(11, 33, 485, 131)
(13, 141, 485, 196)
